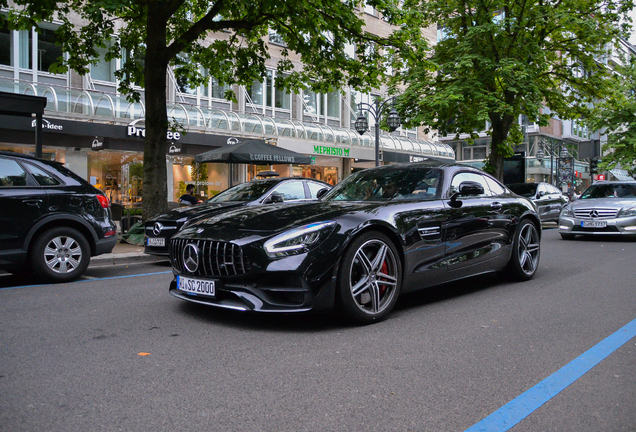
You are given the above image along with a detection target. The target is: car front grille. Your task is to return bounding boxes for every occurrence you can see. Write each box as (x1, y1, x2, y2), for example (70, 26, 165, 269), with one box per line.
(170, 238, 251, 277)
(574, 208, 619, 219)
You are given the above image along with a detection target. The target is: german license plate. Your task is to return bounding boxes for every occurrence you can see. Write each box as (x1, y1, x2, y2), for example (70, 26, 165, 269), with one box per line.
(582, 221, 607, 228)
(177, 275, 215, 297)
(147, 237, 165, 246)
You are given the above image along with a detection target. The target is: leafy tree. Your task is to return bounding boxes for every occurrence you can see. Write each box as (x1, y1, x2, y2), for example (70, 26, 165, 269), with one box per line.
(586, 59, 636, 177)
(4, 0, 395, 218)
(388, 0, 633, 180)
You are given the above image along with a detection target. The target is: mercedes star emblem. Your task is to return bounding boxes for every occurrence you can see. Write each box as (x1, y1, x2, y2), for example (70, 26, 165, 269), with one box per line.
(589, 210, 599, 218)
(182, 243, 199, 273)
(153, 222, 164, 236)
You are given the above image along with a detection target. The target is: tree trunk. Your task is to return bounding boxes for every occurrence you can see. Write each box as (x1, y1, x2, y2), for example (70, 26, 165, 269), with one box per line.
(488, 114, 515, 182)
(142, 4, 169, 220)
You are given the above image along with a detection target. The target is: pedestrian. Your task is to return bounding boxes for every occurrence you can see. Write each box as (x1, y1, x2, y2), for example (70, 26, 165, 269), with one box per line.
(179, 184, 199, 206)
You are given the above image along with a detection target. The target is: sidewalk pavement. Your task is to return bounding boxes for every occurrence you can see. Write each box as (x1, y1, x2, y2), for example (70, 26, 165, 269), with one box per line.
(89, 239, 169, 267)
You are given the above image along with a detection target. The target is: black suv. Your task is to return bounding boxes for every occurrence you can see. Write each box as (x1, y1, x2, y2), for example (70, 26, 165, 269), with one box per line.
(0, 151, 117, 282)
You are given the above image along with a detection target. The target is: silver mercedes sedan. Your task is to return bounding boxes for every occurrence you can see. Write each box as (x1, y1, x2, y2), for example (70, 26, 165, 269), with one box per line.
(558, 180, 636, 239)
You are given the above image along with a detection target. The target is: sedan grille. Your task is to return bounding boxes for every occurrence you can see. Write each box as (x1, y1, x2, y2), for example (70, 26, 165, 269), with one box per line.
(573, 208, 619, 219)
(170, 238, 251, 277)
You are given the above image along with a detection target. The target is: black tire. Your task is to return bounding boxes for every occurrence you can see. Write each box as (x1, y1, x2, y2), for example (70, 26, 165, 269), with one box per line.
(336, 231, 402, 324)
(30, 227, 91, 283)
(560, 233, 575, 240)
(506, 219, 541, 281)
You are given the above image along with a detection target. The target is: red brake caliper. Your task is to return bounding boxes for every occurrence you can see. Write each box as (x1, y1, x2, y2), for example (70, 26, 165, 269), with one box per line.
(378, 261, 389, 296)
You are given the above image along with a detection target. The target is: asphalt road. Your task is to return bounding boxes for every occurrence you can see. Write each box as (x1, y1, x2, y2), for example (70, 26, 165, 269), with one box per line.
(1, 229, 635, 432)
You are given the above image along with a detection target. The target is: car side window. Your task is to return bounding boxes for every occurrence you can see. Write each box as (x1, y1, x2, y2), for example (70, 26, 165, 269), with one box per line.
(537, 184, 548, 196)
(24, 163, 61, 186)
(0, 158, 29, 187)
(484, 176, 506, 196)
(272, 182, 306, 201)
(307, 181, 328, 198)
(450, 172, 492, 197)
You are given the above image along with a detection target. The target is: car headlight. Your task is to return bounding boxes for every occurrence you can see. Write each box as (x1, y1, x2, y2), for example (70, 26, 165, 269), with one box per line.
(264, 221, 337, 257)
(618, 207, 636, 217)
(560, 206, 573, 217)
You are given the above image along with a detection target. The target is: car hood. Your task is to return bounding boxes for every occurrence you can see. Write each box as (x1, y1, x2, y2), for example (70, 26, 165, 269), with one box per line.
(178, 201, 381, 240)
(569, 197, 636, 210)
(146, 201, 247, 223)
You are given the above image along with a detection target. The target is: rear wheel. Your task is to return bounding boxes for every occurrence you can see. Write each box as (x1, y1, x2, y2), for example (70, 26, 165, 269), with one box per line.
(336, 231, 402, 324)
(506, 219, 540, 281)
(30, 227, 90, 283)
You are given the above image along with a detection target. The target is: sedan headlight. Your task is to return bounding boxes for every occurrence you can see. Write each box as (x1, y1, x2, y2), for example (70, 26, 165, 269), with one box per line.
(618, 207, 636, 217)
(264, 221, 337, 257)
(560, 206, 573, 217)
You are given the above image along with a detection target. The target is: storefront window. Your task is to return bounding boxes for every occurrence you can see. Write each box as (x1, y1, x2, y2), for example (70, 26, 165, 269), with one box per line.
(297, 165, 338, 185)
(87, 151, 144, 206)
(171, 157, 229, 202)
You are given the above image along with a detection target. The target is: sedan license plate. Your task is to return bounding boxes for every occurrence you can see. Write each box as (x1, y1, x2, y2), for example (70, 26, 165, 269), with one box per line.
(177, 275, 215, 297)
(582, 221, 607, 228)
(147, 237, 165, 246)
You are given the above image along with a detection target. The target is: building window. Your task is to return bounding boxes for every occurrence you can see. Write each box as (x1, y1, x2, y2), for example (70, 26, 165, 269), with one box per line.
(326, 90, 340, 118)
(303, 88, 320, 115)
(0, 21, 13, 66)
(201, 72, 228, 100)
(19, 30, 32, 69)
(91, 42, 116, 82)
(37, 24, 63, 73)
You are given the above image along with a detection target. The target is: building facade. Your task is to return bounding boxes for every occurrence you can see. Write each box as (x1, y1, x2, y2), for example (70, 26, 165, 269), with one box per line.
(0, 7, 455, 214)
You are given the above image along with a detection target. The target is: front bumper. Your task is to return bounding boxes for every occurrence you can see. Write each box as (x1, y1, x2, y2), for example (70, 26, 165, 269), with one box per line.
(558, 215, 636, 236)
(169, 264, 338, 313)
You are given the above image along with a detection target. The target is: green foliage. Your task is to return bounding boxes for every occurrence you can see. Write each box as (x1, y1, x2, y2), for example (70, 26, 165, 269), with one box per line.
(585, 59, 636, 177)
(388, 0, 633, 179)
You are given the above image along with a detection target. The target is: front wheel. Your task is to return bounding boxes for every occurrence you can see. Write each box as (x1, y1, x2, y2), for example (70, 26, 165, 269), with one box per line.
(506, 219, 540, 281)
(336, 231, 402, 324)
(30, 227, 91, 283)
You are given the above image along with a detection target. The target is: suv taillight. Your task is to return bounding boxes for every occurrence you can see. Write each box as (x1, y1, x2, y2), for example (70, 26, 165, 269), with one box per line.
(96, 195, 110, 208)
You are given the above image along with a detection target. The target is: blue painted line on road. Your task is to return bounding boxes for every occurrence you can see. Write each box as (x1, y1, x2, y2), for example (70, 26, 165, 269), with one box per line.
(0, 271, 173, 291)
(464, 318, 636, 432)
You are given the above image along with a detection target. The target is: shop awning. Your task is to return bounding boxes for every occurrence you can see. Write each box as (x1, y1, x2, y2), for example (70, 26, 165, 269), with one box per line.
(195, 139, 312, 164)
(609, 169, 634, 181)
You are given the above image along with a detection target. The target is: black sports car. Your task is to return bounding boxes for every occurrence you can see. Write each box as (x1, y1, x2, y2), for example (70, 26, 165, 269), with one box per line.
(144, 177, 331, 255)
(168, 162, 541, 324)
(507, 182, 568, 223)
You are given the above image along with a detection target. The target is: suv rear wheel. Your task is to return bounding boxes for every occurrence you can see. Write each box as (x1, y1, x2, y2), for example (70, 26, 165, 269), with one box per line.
(30, 227, 90, 283)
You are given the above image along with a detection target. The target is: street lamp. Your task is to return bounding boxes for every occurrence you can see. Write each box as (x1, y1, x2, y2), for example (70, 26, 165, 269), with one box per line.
(535, 138, 566, 186)
(354, 96, 401, 166)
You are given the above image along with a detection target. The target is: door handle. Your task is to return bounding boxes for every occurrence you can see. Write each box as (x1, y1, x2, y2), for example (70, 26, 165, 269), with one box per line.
(490, 202, 503, 211)
(25, 199, 43, 207)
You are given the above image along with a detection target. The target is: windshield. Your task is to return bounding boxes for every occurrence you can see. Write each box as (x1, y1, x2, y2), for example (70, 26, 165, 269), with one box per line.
(580, 183, 636, 199)
(324, 167, 442, 202)
(207, 180, 275, 203)
(507, 183, 537, 197)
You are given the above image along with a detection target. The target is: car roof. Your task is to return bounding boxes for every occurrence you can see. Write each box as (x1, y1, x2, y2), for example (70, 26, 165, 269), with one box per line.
(0, 151, 65, 168)
(244, 177, 330, 186)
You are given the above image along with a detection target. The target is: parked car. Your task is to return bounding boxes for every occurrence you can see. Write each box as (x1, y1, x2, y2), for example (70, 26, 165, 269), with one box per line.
(168, 162, 541, 324)
(144, 177, 331, 256)
(507, 182, 568, 223)
(558, 180, 636, 239)
(0, 151, 117, 282)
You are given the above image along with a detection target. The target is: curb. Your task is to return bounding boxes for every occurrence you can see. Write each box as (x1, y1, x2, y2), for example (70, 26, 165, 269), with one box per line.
(89, 252, 170, 267)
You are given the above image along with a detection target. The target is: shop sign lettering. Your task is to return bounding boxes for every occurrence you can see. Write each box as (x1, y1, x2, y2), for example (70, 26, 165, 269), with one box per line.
(127, 125, 181, 140)
(31, 118, 63, 131)
(313, 145, 350, 157)
(409, 155, 427, 163)
(91, 137, 106, 151)
(249, 154, 297, 163)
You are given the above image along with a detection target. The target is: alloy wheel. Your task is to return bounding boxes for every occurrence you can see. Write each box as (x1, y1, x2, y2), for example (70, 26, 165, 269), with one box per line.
(44, 235, 83, 274)
(348, 239, 399, 315)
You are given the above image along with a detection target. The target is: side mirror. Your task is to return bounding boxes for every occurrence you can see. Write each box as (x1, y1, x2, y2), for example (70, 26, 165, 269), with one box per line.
(538, 191, 546, 198)
(458, 181, 484, 196)
(316, 188, 329, 199)
(266, 193, 284, 204)
(449, 181, 484, 208)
